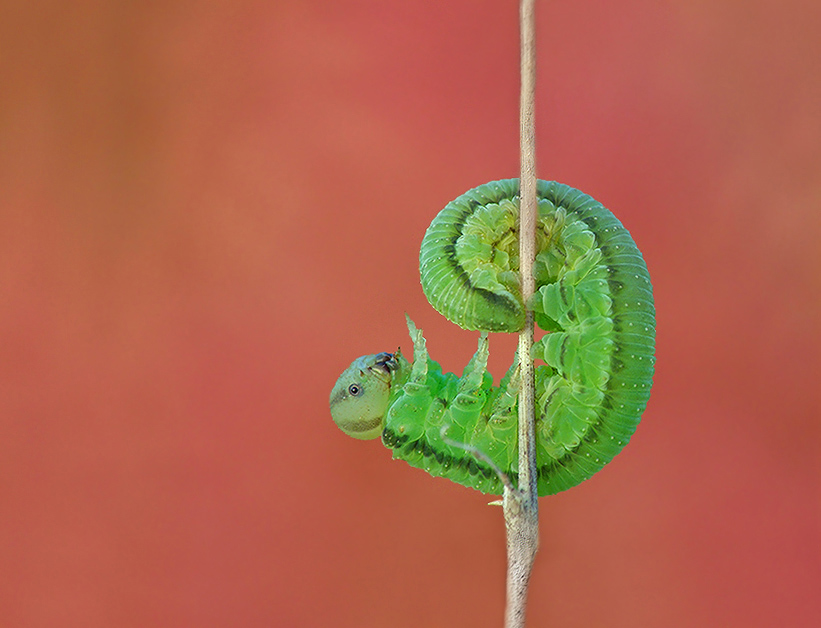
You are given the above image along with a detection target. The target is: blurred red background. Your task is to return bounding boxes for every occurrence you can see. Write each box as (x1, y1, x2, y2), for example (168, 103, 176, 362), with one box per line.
(1, 1, 819, 626)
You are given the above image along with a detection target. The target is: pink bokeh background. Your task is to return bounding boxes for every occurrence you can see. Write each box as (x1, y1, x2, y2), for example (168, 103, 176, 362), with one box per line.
(1, 1, 819, 626)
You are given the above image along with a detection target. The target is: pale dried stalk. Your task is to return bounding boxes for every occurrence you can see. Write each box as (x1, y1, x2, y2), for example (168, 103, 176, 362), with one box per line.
(503, 0, 540, 627)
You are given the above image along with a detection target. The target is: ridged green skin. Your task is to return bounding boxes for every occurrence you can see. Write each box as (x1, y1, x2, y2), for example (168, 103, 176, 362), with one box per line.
(380, 318, 523, 495)
(390, 179, 656, 496)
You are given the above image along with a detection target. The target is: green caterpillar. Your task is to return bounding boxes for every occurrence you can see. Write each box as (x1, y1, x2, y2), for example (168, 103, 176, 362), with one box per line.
(330, 179, 655, 496)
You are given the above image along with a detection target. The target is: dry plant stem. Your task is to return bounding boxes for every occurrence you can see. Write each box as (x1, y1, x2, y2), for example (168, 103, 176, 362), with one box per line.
(504, 1, 540, 627)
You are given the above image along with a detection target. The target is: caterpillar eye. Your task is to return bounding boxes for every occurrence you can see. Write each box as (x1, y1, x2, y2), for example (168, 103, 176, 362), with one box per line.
(348, 384, 363, 396)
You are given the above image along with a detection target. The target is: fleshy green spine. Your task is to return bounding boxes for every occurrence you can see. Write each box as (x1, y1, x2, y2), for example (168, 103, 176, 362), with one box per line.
(330, 179, 655, 496)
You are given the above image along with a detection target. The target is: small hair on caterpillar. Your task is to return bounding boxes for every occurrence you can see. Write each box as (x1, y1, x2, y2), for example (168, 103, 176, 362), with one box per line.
(330, 179, 655, 496)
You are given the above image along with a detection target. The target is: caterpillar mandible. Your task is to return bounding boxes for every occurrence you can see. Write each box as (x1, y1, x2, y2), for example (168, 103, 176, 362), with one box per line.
(330, 179, 655, 496)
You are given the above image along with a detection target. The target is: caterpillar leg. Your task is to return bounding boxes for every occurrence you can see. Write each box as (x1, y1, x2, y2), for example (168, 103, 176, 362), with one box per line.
(404, 314, 429, 384)
(488, 360, 520, 421)
(451, 333, 490, 420)
(458, 332, 490, 392)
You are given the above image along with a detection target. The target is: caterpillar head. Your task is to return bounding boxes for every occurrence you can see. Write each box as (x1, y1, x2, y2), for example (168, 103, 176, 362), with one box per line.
(330, 352, 403, 440)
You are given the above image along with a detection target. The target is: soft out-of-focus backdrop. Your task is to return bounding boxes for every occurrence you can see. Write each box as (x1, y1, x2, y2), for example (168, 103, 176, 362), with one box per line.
(1, 1, 819, 626)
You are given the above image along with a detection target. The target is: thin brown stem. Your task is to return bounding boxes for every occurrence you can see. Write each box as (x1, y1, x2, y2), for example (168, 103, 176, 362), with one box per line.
(503, 0, 540, 626)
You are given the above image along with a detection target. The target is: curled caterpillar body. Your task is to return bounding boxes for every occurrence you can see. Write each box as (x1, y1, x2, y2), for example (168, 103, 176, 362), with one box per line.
(331, 179, 655, 496)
